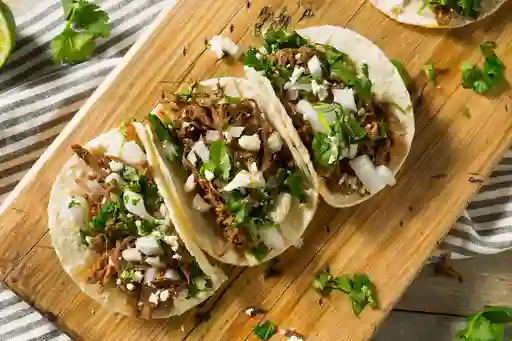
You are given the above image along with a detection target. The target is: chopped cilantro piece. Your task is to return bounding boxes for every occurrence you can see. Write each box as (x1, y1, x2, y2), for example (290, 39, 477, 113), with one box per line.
(148, 114, 182, 162)
(250, 242, 269, 263)
(68, 199, 81, 208)
(461, 42, 504, 95)
(391, 59, 411, 88)
(209, 140, 232, 180)
(423, 62, 439, 84)
(253, 320, 277, 341)
(312, 270, 379, 316)
(91, 201, 117, 232)
(455, 306, 512, 341)
(284, 169, 307, 203)
(262, 28, 308, 53)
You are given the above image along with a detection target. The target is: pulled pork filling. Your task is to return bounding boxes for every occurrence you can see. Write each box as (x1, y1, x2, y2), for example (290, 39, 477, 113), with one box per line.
(244, 29, 400, 196)
(69, 127, 211, 319)
(149, 84, 309, 262)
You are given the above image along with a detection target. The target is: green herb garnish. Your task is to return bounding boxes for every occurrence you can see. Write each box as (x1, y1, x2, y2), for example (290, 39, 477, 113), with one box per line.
(68, 199, 81, 208)
(423, 62, 439, 84)
(52, 0, 110, 63)
(313, 270, 379, 316)
(263, 28, 308, 54)
(391, 59, 411, 88)
(250, 242, 269, 263)
(209, 140, 232, 180)
(455, 306, 512, 341)
(461, 41, 505, 95)
(428, 0, 480, 18)
(253, 320, 277, 341)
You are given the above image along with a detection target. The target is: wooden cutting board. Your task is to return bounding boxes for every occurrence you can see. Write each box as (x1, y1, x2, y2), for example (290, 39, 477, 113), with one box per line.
(1, 0, 511, 340)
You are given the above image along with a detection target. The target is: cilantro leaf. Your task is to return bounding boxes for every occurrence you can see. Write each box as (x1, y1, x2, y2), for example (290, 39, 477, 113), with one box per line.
(250, 242, 269, 263)
(423, 62, 438, 84)
(391, 59, 411, 88)
(354, 64, 373, 105)
(209, 140, 232, 180)
(312, 132, 338, 168)
(51, 28, 96, 63)
(224, 191, 249, 227)
(284, 169, 307, 203)
(263, 29, 308, 54)
(253, 320, 277, 341)
(147, 114, 182, 161)
(53, 0, 110, 63)
(455, 307, 512, 341)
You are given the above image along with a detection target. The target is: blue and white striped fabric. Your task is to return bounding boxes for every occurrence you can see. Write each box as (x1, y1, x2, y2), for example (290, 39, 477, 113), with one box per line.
(0, 0, 510, 339)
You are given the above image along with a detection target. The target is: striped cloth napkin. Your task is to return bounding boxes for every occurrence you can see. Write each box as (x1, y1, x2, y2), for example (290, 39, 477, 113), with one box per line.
(0, 0, 510, 339)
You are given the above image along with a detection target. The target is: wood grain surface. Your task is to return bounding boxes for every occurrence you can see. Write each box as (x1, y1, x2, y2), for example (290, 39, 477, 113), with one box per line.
(0, 0, 512, 340)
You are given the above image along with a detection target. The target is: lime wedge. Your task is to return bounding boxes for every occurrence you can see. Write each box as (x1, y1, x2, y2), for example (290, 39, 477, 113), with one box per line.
(0, 1, 15, 68)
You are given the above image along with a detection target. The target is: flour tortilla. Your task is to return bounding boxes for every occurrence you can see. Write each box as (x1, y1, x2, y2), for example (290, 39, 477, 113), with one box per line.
(246, 26, 415, 208)
(370, 0, 507, 28)
(146, 77, 318, 266)
(48, 123, 226, 318)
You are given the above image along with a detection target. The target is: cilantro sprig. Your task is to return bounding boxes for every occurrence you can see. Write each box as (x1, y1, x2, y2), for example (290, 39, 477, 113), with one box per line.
(461, 41, 505, 95)
(51, 0, 110, 63)
(428, 0, 480, 18)
(253, 320, 277, 340)
(313, 270, 379, 316)
(455, 306, 512, 341)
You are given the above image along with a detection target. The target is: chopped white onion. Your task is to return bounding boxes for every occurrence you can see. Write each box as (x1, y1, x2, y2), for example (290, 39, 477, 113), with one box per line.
(193, 194, 212, 212)
(348, 144, 358, 159)
(238, 134, 261, 152)
(143, 267, 157, 283)
(223, 170, 266, 191)
(205, 130, 222, 141)
(204, 170, 215, 181)
(259, 226, 285, 251)
(196, 278, 207, 291)
(224, 126, 245, 142)
(105, 173, 123, 184)
(164, 269, 181, 280)
(332, 88, 357, 112)
(270, 193, 292, 223)
(121, 141, 147, 163)
(209, 35, 242, 59)
(184, 174, 196, 192)
(267, 132, 283, 152)
(192, 140, 210, 161)
(349, 155, 386, 194)
(284, 82, 313, 92)
(109, 160, 124, 172)
(311, 80, 329, 101)
(135, 236, 162, 256)
(187, 151, 198, 165)
(145, 256, 165, 268)
(163, 235, 179, 251)
(122, 248, 142, 262)
(307, 55, 323, 77)
(376, 165, 396, 186)
(290, 66, 306, 84)
(123, 190, 155, 222)
(296, 100, 335, 134)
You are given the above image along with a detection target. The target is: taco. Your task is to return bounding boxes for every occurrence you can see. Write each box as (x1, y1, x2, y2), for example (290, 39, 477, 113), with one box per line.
(48, 122, 227, 319)
(146, 78, 318, 266)
(243, 26, 415, 208)
(370, 0, 506, 28)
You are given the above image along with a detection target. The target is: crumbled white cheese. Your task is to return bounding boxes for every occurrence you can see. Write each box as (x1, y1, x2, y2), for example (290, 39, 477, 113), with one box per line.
(238, 134, 261, 152)
(148, 292, 159, 305)
(109, 160, 124, 172)
(127, 213, 133, 218)
(135, 220, 142, 228)
(184, 174, 196, 192)
(163, 235, 179, 251)
(159, 289, 170, 302)
(196, 278, 207, 291)
(267, 132, 282, 152)
(172, 253, 183, 260)
(122, 248, 143, 262)
(255, 52, 262, 60)
(245, 308, 255, 317)
(126, 283, 135, 291)
(133, 271, 144, 283)
(116, 278, 122, 286)
(258, 46, 267, 55)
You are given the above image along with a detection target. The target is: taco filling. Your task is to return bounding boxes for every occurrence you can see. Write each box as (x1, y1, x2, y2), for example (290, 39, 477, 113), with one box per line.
(244, 29, 403, 197)
(68, 125, 212, 318)
(148, 83, 311, 263)
(424, 0, 481, 25)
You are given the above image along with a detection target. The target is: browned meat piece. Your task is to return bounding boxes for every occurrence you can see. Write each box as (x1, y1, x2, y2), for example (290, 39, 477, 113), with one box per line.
(210, 105, 230, 130)
(109, 236, 136, 273)
(282, 101, 313, 146)
(374, 138, 392, 166)
(435, 8, 452, 26)
(87, 234, 107, 253)
(180, 105, 213, 128)
(178, 122, 204, 142)
(267, 46, 316, 67)
(224, 227, 250, 249)
(72, 144, 111, 178)
(88, 253, 116, 285)
(364, 120, 380, 139)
